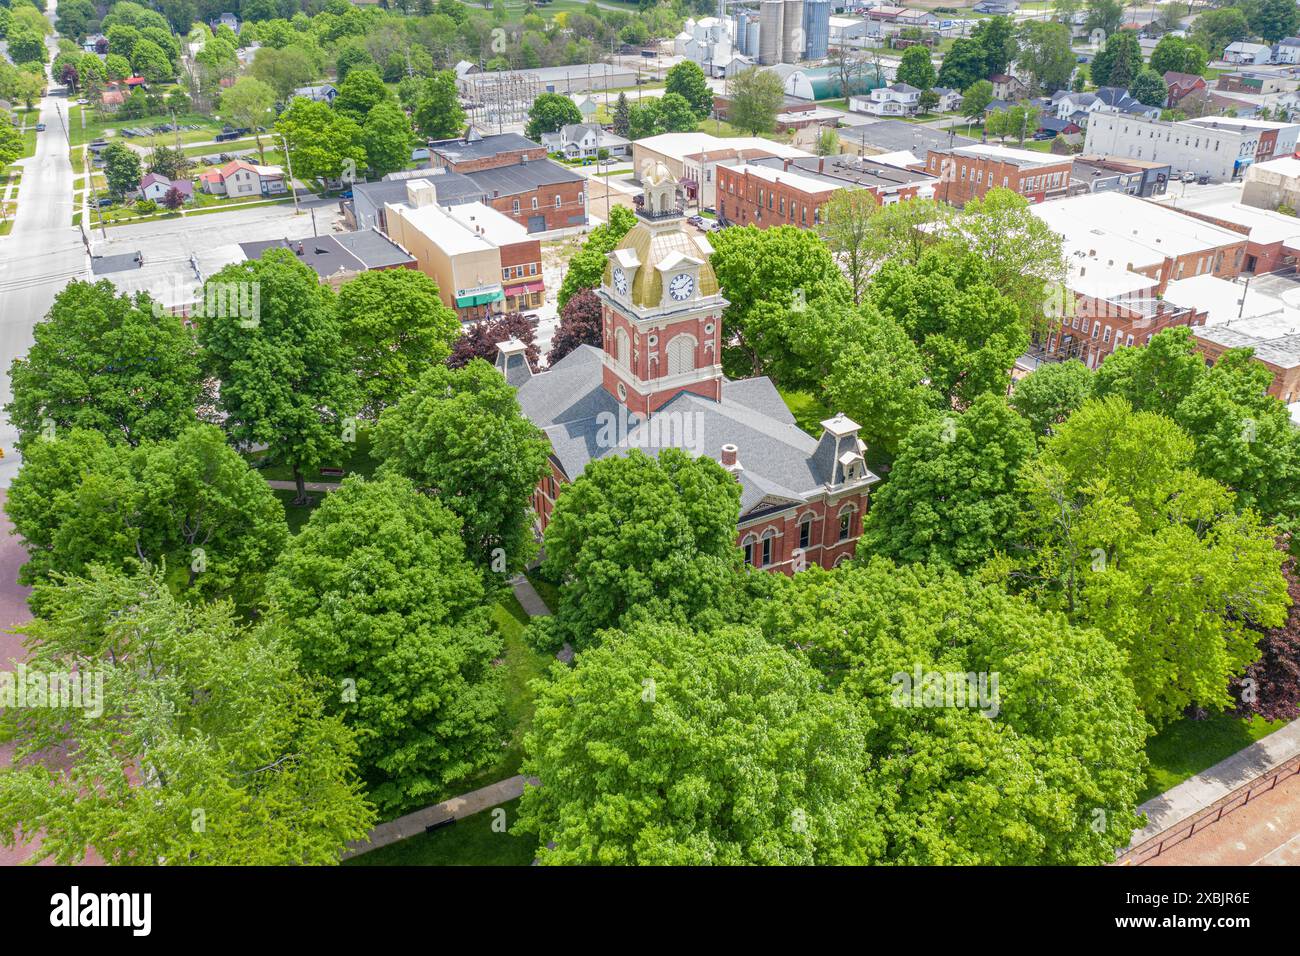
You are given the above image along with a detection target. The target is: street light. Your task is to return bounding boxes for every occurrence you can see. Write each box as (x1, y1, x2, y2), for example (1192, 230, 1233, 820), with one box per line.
(276, 131, 300, 214)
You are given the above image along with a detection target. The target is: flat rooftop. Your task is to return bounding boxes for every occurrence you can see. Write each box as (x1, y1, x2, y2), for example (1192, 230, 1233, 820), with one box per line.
(946, 142, 1068, 168)
(1164, 274, 1286, 325)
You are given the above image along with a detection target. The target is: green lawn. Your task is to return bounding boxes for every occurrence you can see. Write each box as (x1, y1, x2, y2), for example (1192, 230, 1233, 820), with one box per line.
(272, 489, 318, 535)
(524, 571, 561, 614)
(1140, 711, 1291, 803)
(778, 387, 831, 438)
(70, 110, 224, 148)
(342, 797, 537, 866)
(244, 426, 380, 484)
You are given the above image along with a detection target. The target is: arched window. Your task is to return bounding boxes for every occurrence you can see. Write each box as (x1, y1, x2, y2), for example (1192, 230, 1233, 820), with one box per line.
(760, 529, 777, 567)
(616, 328, 630, 369)
(666, 333, 696, 376)
(798, 513, 813, 550)
(741, 534, 757, 567)
(838, 504, 856, 542)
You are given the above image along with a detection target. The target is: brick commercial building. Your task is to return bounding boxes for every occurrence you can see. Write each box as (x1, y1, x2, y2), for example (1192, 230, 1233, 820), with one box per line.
(1163, 199, 1300, 275)
(1028, 192, 1248, 367)
(1195, 318, 1300, 405)
(926, 143, 1074, 206)
(716, 153, 936, 229)
(383, 180, 545, 321)
(499, 164, 880, 573)
(428, 129, 548, 173)
(631, 131, 812, 210)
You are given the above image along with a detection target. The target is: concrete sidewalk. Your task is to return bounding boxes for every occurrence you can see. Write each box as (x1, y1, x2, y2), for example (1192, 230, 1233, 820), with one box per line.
(1127, 719, 1300, 848)
(509, 574, 552, 617)
(265, 478, 343, 494)
(342, 774, 539, 859)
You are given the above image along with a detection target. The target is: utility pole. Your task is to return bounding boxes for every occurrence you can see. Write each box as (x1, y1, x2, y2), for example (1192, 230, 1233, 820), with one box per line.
(277, 131, 300, 214)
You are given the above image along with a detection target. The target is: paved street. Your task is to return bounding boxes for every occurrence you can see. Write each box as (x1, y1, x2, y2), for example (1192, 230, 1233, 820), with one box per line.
(0, 24, 86, 489)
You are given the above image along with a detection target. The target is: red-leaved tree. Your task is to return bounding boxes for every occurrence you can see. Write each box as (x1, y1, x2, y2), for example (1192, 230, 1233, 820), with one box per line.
(1233, 537, 1300, 722)
(448, 312, 540, 372)
(547, 287, 602, 366)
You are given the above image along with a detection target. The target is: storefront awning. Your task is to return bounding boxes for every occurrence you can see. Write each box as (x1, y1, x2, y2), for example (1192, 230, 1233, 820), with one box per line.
(454, 288, 504, 308)
(504, 281, 545, 296)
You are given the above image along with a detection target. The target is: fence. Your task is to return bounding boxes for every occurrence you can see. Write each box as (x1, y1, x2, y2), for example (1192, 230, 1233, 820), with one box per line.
(1116, 752, 1300, 866)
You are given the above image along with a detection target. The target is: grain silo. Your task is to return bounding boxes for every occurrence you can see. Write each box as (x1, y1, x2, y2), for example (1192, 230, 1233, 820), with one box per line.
(781, 0, 804, 63)
(735, 11, 749, 55)
(802, 0, 831, 61)
(747, 18, 761, 57)
(759, 0, 783, 66)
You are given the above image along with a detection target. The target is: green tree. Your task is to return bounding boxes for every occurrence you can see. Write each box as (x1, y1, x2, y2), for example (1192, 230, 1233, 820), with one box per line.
(555, 203, 636, 308)
(727, 65, 784, 136)
(665, 59, 712, 118)
(938, 38, 988, 92)
(1085, 0, 1124, 36)
(972, 15, 1018, 75)
(1019, 397, 1291, 726)
(1191, 7, 1248, 60)
(335, 268, 459, 417)
(361, 99, 414, 178)
(1249, 0, 1298, 44)
(823, 306, 939, 457)
(657, 91, 698, 132)
(6, 425, 289, 606)
(268, 474, 503, 813)
(1090, 29, 1142, 89)
(525, 91, 583, 141)
(0, 566, 374, 865)
(104, 52, 131, 81)
(818, 188, 880, 305)
(709, 223, 850, 376)
(953, 187, 1068, 329)
(1094, 327, 1300, 524)
(518, 620, 879, 864)
(612, 91, 631, 137)
(197, 250, 356, 504)
(373, 361, 550, 576)
(1009, 358, 1093, 439)
(333, 66, 391, 121)
(1149, 35, 1210, 77)
(1130, 67, 1169, 107)
(762, 559, 1149, 864)
(220, 77, 276, 164)
(896, 44, 936, 91)
(275, 96, 367, 183)
(251, 44, 315, 100)
(412, 70, 465, 140)
(960, 79, 994, 121)
(5, 28, 46, 67)
(129, 38, 173, 82)
(869, 248, 1029, 407)
(861, 394, 1035, 569)
(1015, 20, 1075, 95)
(5, 280, 203, 450)
(0, 120, 21, 168)
(541, 449, 742, 650)
(102, 142, 142, 200)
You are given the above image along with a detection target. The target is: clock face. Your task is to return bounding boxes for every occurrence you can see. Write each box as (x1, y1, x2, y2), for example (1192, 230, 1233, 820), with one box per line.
(612, 266, 628, 294)
(668, 273, 694, 301)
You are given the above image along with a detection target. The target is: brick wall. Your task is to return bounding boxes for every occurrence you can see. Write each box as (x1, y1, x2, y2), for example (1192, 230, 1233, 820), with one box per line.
(488, 180, 587, 231)
(434, 145, 548, 174)
(927, 149, 1073, 206)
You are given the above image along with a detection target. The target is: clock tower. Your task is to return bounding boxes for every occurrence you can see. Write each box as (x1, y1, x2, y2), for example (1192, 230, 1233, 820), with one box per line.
(596, 161, 729, 416)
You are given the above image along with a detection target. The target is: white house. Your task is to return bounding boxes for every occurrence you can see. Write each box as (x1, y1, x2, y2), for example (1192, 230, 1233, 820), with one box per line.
(541, 123, 631, 159)
(931, 87, 963, 113)
(1274, 37, 1300, 65)
(1224, 42, 1273, 65)
(849, 83, 921, 117)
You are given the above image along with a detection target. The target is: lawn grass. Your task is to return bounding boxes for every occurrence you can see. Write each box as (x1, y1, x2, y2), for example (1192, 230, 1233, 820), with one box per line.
(524, 570, 561, 614)
(271, 489, 319, 535)
(342, 796, 536, 866)
(70, 111, 224, 147)
(778, 387, 831, 438)
(1140, 711, 1291, 803)
(245, 427, 380, 483)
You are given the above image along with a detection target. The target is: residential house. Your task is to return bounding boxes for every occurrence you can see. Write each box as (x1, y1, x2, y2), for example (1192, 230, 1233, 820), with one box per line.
(137, 172, 193, 204)
(1274, 37, 1300, 65)
(990, 74, 1029, 101)
(931, 87, 963, 113)
(292, 84, 337, 104)
(540, 123, 631, 160)
(895, 9, 938, 29)
(850, 83, 921, 117)
(210, 12, 240, 34)
(199, 159, 286, 197)
(507, 168, 880, 571)
(1164, 71, 1207, 109)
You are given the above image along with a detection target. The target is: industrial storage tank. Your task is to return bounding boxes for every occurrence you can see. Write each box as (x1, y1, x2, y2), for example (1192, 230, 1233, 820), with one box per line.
(781, 0, 804, 63)
(735, 11, 749, 55)
(748, 20, 761, 58)
(759, 0, 783, 65)
(802, 0, 831, 61)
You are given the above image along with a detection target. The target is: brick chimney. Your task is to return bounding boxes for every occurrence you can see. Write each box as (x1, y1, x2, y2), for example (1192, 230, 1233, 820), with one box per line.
(720, 443, 742, 474)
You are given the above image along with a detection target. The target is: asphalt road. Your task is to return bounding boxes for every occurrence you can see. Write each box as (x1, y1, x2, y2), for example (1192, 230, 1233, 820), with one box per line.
(0, 18, 86, 489)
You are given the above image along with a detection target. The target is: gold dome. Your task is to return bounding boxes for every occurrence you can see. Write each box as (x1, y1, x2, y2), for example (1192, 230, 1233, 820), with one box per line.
(605, 220, 721, 309)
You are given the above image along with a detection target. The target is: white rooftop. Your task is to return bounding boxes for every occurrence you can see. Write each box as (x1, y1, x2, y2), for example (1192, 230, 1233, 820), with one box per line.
(387, 200, 527, 256)
(728, 162, 843, 195)
(1250, 155, 1300, 178)
(950, 142, 1065, 167)
(1163, 274, 1286, 325)
(638, 131, 811, 162)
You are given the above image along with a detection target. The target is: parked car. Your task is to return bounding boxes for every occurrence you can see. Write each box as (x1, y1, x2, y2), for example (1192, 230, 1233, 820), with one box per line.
(687, 214, 704, 225)
(1197, 174, 1210, 185)
(523, 313, 540, 327)
(1032, 130, 1054, 140)
(1181, 170, 1196, 182)
(35, 123, 45, 132)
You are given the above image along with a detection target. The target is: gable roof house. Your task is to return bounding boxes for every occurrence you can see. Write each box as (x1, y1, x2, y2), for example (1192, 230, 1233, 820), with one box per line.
(1164, 71, 1208, 108)
(1274, 37, 1300, 65)
(1224, 41, 1273, 65)
(502, 164, 880, 573)
(199, 159, 286, 197)
(540, 123, 632, 159)
(990, 74, 1029, 101)
(137, 172, 194, 204)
